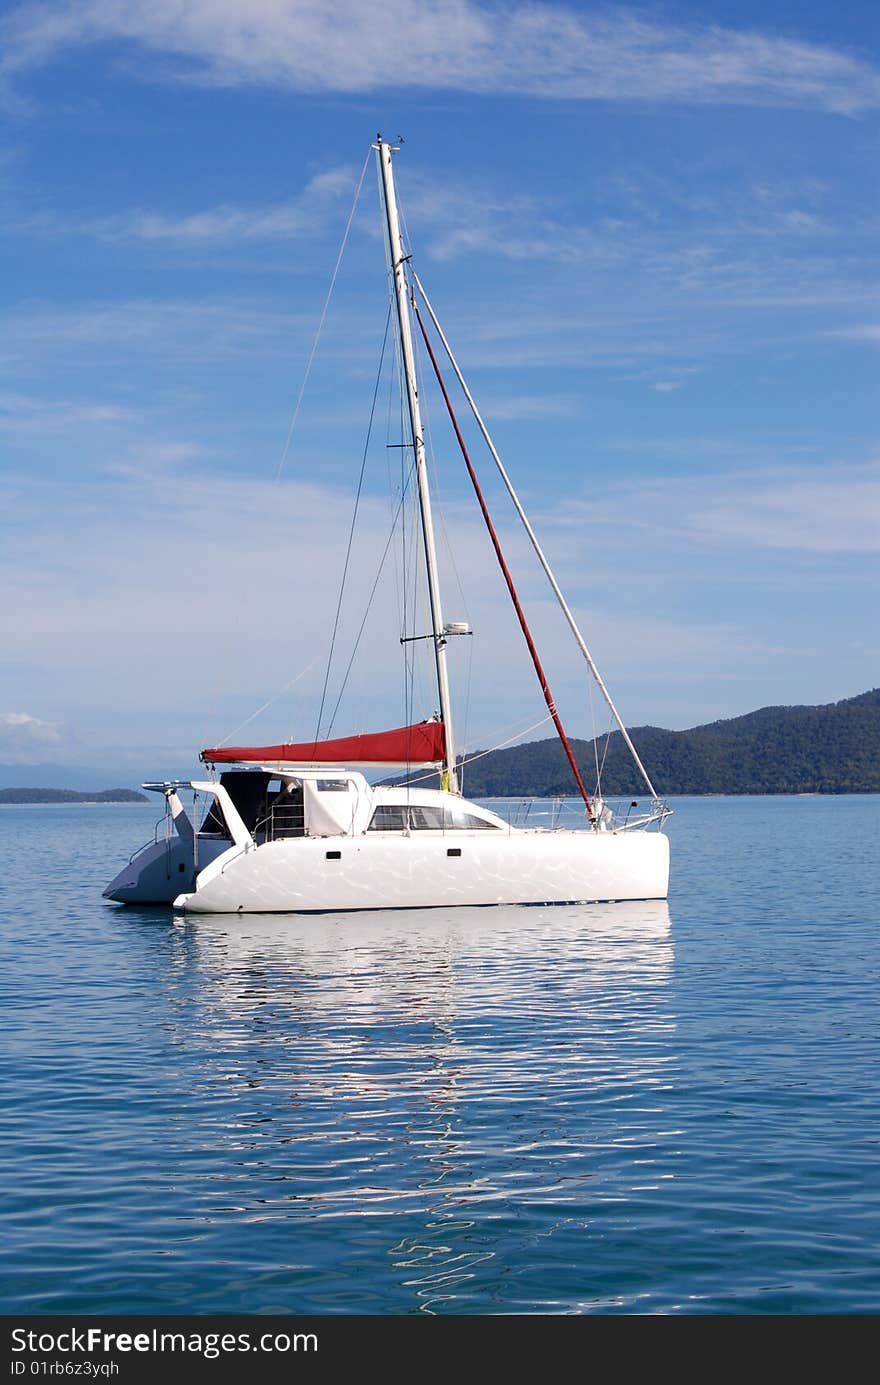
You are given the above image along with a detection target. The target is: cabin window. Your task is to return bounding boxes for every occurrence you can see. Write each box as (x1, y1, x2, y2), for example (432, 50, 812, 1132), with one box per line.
(445, 808, 498, 830)
(408, 805, 447, 830)
(367, 804, 500, 831)
(199, 770, 273, 836)
(368, 805, 409, 831)
(316, 779, 349, 792)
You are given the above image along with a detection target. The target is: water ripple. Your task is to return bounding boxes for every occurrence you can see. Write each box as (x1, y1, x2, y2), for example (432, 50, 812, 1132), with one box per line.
(1, 797, 879, 1312)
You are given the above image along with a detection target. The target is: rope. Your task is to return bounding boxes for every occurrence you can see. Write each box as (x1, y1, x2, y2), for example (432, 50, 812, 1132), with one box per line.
(461, 714, 554, 769)
(313, 304, 392, 741)
(394, 713, 553, 788)
(274, 148, 372, 483)
(209, 656, 321, 748)
(325, 461, 417, 736)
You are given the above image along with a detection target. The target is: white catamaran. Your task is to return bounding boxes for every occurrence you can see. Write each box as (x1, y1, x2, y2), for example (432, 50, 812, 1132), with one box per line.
(104, 138, 671, 914)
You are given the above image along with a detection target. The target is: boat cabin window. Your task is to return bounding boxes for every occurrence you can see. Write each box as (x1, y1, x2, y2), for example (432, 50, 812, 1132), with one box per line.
(442, 805, 499, 830)
(368, 805, 409, 831)
(408, 806, 447, 830)
(199, 770, 273, 836)
(368, 803, 500, 831)
(316, 779, 349, 792)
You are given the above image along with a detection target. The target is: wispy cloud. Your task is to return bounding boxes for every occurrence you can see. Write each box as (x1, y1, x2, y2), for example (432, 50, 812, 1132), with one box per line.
(690, 467, 880, 554)
(551, 460, 880, 557)
(829, 324, 880, 344)
(464, 392, 581, 421)
(0, 297, 311, 368)
(397, 169, 878, 338)
(1, 453, 875, 755)
(0, 390, 136, 431)
(0, 164, 357, 246)
(86, 167, 356, 244)
(0, 710, 64, 760)
(2, 2, 879, 113)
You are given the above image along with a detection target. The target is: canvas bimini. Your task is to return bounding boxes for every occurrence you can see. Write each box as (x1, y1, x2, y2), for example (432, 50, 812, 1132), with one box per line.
(104, 138, 671, 914)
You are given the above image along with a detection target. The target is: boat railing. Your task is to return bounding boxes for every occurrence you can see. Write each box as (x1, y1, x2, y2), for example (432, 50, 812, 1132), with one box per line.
(254, 801, 306, 843)
(479, 796, 670, 832)
(487, 798, 592, 831)
(128, 797, 232, 863)
(128, 808, 180, 863)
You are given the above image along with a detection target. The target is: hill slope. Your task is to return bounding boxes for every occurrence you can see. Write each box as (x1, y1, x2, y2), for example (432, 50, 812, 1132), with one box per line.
(455, 690, 880, 797)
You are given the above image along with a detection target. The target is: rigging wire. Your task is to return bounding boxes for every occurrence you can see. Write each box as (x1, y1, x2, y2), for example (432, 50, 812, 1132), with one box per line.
(597, 724, 613, 786)
(274, 147, 372, 484)
(588, 671, 601, 796)
(414, 302, 594, 816)
(397, 210, 475, 787)
(412, 268, 661, 805)
(459, 631, 474, 795)
(397, 713, 554, 787)
(381, 166, 419, 773)
(313, 304, 392, 741)
(460, 714, 554, 770)
(384, 328, 406, 648)
(424, 434, 474, 784)
(407, 295, 443, 724)
(209, 656, 322, 749)
(586, 665, 616, 798)
(324, 460, 417, 736)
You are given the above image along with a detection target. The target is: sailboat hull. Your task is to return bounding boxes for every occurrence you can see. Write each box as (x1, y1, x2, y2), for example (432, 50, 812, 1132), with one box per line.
(172, 829, 670, 914)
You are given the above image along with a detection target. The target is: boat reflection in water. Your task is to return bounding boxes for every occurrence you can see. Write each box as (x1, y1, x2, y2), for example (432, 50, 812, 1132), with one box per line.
(157, 902, 675, 1312)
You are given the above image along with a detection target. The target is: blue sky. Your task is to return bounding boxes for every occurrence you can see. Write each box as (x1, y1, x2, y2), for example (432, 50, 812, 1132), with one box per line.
(0, 0, 877, 777)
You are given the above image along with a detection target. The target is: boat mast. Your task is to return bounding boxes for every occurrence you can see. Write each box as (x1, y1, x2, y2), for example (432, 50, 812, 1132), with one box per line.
(375, 137, 458, 793)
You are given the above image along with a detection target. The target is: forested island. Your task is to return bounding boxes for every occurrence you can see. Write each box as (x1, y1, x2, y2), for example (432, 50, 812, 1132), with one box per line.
(0, 788, 148, 804)
(416, 689, 880, 797)
(3, 691, 878, 803)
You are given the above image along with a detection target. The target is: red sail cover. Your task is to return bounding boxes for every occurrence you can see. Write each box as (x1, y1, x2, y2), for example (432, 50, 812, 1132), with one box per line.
(201, 720, 446, 767)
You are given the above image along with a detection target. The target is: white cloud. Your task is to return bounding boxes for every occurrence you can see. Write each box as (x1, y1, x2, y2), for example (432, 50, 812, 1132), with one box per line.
(2, 1, 879, 113)
(691, 470, 880, 554)
(550, 460, 880, 556)
(829, 324, 880, 343)
(0, 391, 136, 431)
(0, 448, 875, 767)
(0, 297, 311, 369)
(83, 166, 357, 243)
(0, 457, 770, 752)
(0, 710, 64, 760)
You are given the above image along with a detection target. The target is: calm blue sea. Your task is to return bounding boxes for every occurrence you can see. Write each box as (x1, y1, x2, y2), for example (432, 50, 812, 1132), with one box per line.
(2, 795, 879, 1315)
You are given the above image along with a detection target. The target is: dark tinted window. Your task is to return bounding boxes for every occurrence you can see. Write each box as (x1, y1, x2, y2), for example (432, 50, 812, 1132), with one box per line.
(368, 804, 499, 831)
(409, 806, 447, 829)
(368, 805, 409, 831)
(199, 771, 272, 835)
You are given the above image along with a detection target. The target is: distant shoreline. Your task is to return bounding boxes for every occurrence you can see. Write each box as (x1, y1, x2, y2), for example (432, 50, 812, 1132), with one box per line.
(0, 789, 148, 805)
(2, 790, 878, 807)
(0, 800, 153, 807)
